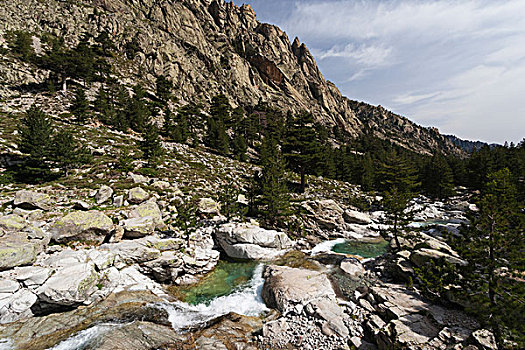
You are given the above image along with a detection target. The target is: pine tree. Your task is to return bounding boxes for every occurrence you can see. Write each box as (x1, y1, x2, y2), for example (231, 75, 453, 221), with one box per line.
(70, 88, 90, 123)
(18, 105, 53, 165)
(454, 168, 525, 348)
(218, 180, 247, 221)
(51, 130, 91, 175)
(126, 85, 151, 132)
(9, 31, 33, 61)
(421, 153, 455, 199)
(173, 200, 200, 246)
(282, 111, 322, 192)
(206, 95, 231, 155)
(156, 75, 173, 104)
(259, 135, 289, 226)
(379, 149, 420, 250)
(139, 123, 162, 164)
(378, 149, 420, 194)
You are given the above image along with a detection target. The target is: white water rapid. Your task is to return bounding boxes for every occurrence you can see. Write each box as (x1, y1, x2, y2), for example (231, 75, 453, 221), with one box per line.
(156, 263, 268, 330)
(38, 263, 268, 350)
(47, 323, 123, 350)
(311, 238, 346, 255)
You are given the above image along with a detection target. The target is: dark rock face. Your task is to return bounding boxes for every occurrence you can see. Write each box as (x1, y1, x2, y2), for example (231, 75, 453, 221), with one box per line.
(0, 0, 462, 156)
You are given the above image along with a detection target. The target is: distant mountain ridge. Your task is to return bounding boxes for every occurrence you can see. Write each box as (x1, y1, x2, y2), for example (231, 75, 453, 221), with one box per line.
(0, 0, 464, 156)
(445, 135, 495, 153)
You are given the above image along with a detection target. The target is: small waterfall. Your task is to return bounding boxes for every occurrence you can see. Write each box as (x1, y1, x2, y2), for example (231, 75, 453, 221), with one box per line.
(156, 263, 268, 330)
(40, 264, 268, 349)
(47, 323, 123, 350)
(311, 238, 346, 255)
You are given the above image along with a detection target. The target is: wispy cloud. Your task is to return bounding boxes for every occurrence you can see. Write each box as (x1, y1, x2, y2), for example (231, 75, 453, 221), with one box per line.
(393, 92, 441, 105)
(245, 0, 525, 143)
(315, 44, 393, 67)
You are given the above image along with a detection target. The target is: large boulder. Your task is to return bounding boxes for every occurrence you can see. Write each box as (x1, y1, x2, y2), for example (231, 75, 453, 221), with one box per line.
(303, 199, 345, 230)
(198, 197, 220, 216)
(262, 265, 335, 311)
(95, 185, 114, 205)
(122, 217, 156, 238)
(372, 284, 479, 349)
(410, 248, 468, 267)
(0, 233, 39, 271)
(0, 288, 37, 324)
(262, 265, 349, 338)
(100, 238, 162, 265)
(35, 262, 100, 307)
(340, 258, 365, 279)
(215, 223, 293, 260)
(51, 210, 113, 244)
(343, 210, 372, 225)
(0, 214, 26, 232)
(129, 200, 166, 230)
(128, 187, 149, 204)
(13, 190, 51, 210)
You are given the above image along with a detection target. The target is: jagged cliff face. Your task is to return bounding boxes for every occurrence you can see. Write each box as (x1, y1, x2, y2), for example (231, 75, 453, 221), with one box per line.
(0, 0, 462, 155)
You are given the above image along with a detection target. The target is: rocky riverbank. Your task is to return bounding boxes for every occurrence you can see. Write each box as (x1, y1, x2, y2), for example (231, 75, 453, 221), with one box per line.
(0, 179, 497, 349)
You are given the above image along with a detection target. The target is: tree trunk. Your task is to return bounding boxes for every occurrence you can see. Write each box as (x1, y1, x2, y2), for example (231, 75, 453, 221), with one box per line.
(488, 217, 503, 349)
(62, 76, 68, 92)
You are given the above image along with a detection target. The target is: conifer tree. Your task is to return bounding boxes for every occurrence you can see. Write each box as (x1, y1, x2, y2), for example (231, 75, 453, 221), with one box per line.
(126, 85, 151, 132)
(139, 123, 162, 164)
(70, 88, 90, 123)
(282, 111, 321, 192)
(51, 130, 91, 175)
(156, 75, 173, 104)
(218, 180, 247, 221)
(379, 150, 420, 250)
(421, 153, 455, 199)
(454, 168, 525, 348)
(9, 31, 33, 61)
(206, 95, 231, 155)
(18, 105, 53, 165)
(259, 135, 289, 226)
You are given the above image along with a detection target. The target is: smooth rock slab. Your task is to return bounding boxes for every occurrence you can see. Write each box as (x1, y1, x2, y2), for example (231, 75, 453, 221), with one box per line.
(13, 190, 51, 210)
(0, 233, 39, 271)
(343, 209, 372, 225)
(51, 210, 113, 244)
(262, 265, 335, 311)
(35, 263, 100, 306)
(410, 248, 468, 267)
(216, 223, 293, 260)
(340, 258, 365, 279)
(122, 217, 156, 238)
(0, 214, 26, 232)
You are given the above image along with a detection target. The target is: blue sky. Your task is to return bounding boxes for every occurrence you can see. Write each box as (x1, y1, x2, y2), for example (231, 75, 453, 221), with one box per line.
(239, 0, 525, 144)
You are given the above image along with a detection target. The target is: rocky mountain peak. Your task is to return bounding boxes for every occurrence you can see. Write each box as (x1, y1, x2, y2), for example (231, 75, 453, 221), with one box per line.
(0, 0, 462, 155)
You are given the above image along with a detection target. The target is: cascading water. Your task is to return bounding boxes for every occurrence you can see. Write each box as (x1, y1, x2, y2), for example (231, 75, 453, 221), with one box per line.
(37, 263, 268, 350)
(47, 323, 123, 350)
(156, 263, 268, 330)
(311, 238, 389, 258)
(311, 238, 346, 255)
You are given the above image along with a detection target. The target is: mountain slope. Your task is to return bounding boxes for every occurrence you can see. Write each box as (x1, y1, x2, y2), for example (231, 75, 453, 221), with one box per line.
(0, 0, 462, 156)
